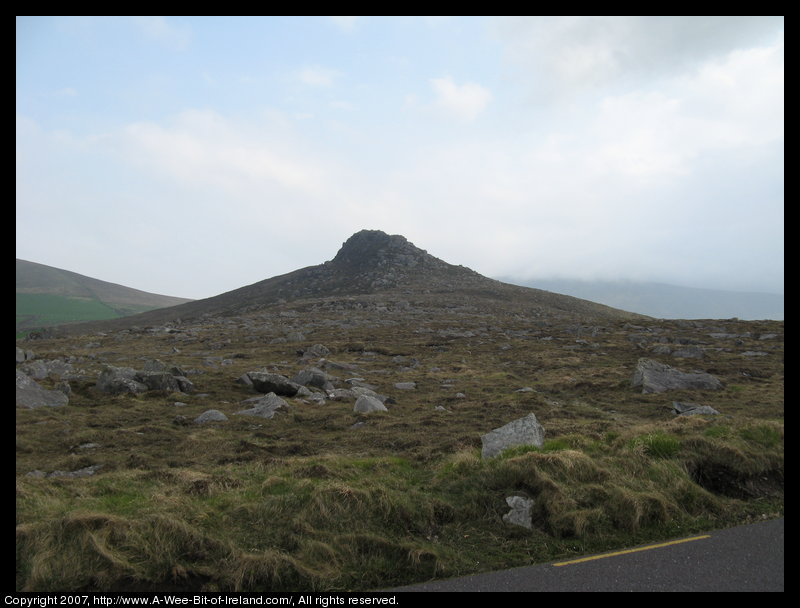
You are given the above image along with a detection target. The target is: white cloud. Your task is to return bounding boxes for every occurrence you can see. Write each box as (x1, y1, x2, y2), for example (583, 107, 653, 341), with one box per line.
(118, 109, 330, 197)
(328, 16, 359, 31)
(130, 16, 191, 51)
(297, 66, 340, 87)
(429, 76, 492, 121)
(494, 16, 784, 97)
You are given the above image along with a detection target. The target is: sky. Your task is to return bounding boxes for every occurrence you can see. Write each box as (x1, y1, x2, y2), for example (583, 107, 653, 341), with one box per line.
(16, 16, 784, 300)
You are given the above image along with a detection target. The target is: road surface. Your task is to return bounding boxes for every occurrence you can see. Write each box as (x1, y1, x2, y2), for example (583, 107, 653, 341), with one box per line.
(392, 517, 784, 592)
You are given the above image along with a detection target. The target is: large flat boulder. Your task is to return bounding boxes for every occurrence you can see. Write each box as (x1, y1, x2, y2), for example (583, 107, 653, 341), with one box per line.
(16, 370, 69, 409)
(235, 393, 291, 419)
(354, 394, 388, 413)
(481, 413, 545, 459)
(631, 358, 722, 394)
(246, 372, 301, 396)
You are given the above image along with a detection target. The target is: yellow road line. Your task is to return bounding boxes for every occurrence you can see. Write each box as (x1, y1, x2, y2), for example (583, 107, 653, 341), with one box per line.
(553, 535, 711, 566)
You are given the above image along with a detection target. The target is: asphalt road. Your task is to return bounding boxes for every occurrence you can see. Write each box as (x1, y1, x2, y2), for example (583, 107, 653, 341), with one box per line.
(392, 517, 784, 592)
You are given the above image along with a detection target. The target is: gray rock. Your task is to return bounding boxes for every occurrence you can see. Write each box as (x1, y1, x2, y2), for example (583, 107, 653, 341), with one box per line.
(320, 359, 359, 371)
(235, 392, 291, 419)
(142, 359, 168, 372)
(300, 344, 330, 359)
(481, 413, 545, 459)
(394, 382, 417, 390)
(246, 372, 301, 396)
(303, 392, 327, 405)
(351, 386, 387, 402)
(16, 370, 69, 409)
(354, 394, 388, 413)
(236, 373, 254, 386)
(329, 388, 357, 401)
(672, 401, 721, 416)
(347, 378, 379, 390)
(631, 358, 722, 394)
(671, 346, 705, 359)
(502, 495, 535, 529)
(96, 366, 148, 395)
(291, 367, 336, 391)
(19, 359, 75, 380)
(174, 376, 196, 393)
(135, 371, 181, 392)
(194, 409, 229, 424)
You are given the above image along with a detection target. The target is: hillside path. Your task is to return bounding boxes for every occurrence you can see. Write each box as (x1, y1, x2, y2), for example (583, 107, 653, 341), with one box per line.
(391, 517, 784, 592)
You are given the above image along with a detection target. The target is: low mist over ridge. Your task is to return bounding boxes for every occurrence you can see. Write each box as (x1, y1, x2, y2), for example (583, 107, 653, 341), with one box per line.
(500, 277, 783, 321)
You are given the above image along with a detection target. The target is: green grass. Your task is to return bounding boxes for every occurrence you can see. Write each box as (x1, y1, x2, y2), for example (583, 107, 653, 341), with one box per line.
(16, 293, 122, 333)
(627, 432, 682, 459)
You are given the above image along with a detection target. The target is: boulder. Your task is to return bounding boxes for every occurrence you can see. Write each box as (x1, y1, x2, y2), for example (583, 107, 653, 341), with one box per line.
(672, 401, 721, 416)
(502, 495, 535, 529)
(351, 386, 387, 402)
(194, 409, 229, 424)
(135, 371, 181, 392)
(354, 394, 388, 413)
(246, 372, 301, 396)
(16, 370, 69, 409)
(300, 344, 330, 360)
(329, 388, 357, 401)
(235, 393, 291, 419)
(291, 367, 336, 391)
(96, 366, 148, 395)
(481, 413, 545, 459)
(174, 376, 196, 393)
(631, 358, 722, 394)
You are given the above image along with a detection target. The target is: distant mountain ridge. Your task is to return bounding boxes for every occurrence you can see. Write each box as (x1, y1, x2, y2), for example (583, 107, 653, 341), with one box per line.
(16, 259, 193, 334)
(53, 230, 647, 334)
(499, 277, 784, 321)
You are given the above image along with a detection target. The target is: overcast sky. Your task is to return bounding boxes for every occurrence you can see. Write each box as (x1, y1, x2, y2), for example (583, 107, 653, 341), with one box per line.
(16, 16, 784, 300)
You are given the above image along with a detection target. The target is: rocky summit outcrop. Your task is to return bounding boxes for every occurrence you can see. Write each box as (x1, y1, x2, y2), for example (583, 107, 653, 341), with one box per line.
(55, 230, 647, 334)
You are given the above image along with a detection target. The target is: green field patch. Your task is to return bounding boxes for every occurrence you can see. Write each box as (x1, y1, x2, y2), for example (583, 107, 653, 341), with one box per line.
(16, 293, 122, 330)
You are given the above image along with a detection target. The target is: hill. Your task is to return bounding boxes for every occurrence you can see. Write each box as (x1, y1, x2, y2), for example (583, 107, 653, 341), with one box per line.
(16, 259, 193, 335)
(55, 230, 646, 335)
(500, 277, 784, 321)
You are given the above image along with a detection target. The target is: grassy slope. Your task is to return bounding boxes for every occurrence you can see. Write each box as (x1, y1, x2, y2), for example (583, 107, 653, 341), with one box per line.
(17, 293, 124, 328)
(15, 307, 783, 592)
(16, 259, 192, 335)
